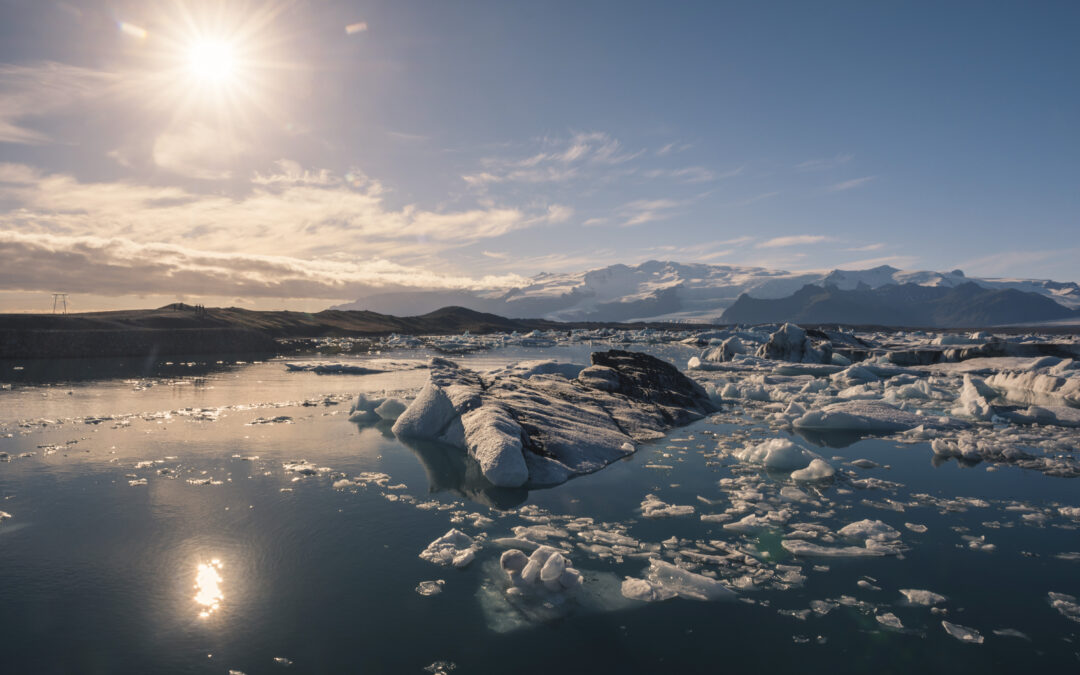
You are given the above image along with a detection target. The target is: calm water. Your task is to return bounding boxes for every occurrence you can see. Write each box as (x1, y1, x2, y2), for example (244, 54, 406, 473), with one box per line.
(1, 347, 1078, 674)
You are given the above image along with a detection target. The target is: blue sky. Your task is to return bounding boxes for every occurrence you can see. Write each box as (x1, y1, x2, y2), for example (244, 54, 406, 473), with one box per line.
(0, 0, 1077, 311)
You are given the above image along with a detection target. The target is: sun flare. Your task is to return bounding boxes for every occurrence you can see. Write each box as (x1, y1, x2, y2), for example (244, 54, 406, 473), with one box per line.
(186, 39, 237, 85)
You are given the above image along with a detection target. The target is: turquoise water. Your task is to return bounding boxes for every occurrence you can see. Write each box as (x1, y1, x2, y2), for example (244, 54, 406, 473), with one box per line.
(1, 347, 1078, 674)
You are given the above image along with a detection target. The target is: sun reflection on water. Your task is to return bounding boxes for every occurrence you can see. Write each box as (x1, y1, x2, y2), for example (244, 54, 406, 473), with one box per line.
(194, 559, 224, 618)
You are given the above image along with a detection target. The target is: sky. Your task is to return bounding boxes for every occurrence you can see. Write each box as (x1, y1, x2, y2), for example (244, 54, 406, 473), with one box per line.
(0, 0, 1077, 312)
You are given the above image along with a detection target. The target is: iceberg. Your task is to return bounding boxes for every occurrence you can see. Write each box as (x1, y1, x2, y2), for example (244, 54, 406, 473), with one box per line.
(392, 351, 717, 487)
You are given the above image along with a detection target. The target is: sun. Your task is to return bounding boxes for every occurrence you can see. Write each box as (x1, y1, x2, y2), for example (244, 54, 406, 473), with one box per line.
(186, 38, 238, 85)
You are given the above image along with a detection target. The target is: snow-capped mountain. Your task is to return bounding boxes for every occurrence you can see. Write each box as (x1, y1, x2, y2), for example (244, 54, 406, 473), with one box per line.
(334, 261, 1080, 322)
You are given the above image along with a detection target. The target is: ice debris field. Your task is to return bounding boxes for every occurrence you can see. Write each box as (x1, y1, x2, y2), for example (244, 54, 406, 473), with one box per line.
(2, 322, 1080, 671)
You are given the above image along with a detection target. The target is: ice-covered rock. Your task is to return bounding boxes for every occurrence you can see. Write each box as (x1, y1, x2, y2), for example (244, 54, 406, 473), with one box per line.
(755, 324, 833, 364)
(392, 351, 717, 487)
(621, 559, 735, 602)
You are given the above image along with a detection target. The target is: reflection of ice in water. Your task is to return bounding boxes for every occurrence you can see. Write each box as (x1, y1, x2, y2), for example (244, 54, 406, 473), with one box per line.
(194, 559, 224, 618)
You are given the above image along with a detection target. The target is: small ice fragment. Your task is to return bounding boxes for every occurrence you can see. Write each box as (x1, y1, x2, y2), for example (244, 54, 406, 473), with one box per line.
(851, 459, 880, 469)
(424, 661, 456, 674)
(415, 580, 446, 596)
(992, 628, 1031, 640)
(904, 522, 928, 533)
(941, 620, 984, 644)
(790, 459, 835, 482)
(1048, 592, 1080, 623)
(273, 656, 294, 666)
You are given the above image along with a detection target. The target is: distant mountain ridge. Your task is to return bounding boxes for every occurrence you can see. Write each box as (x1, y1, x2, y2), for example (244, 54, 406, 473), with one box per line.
(334, 260, 1080, 323)
(720, 282, 1080, 327)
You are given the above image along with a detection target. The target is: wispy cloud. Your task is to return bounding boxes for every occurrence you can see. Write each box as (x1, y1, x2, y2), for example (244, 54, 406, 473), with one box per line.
(755, 234, 831, 249)
(844, 242, 885, 252)
(0, 61, 117, 144)
(828, 176, 875, 192)
(795, 153, 853, 171)
(643, 165, 741, 183)
(734, 191, 780, 206)
(619, 198, 684, 227)
(835, 255, 919, 269)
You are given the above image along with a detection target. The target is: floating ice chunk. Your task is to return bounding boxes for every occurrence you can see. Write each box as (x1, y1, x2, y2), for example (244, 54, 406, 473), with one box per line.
(621, 559, 735, 602)
(733, 438, 818, 471)
(941, 620, 984, 644)
(1048, 592, 1080, 623)
(794, 401, 963, 433)
(723, 513, 774, 533)
(780, 540, 888, 558)
(992, 628, 1031, 640)
(374, 398, 407, 421)
(780, 486, 815, 503)
(640, 494, 695, 518)
(756, 324, 832, 364)
(899, 589, 947, 606)
(348, 393, 386, 423)
(790, 459, 835, 482)
(0, 511, 12, 521)
(851, 459, 880, 469)
(876, 613, 903, 630)
(838, 519, 901, 545)
(419, 529, 479, 567)
(904, 523, 928, 533)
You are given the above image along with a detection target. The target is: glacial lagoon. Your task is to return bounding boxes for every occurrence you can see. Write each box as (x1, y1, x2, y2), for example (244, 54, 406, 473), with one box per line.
(2, 334, 1079, 674)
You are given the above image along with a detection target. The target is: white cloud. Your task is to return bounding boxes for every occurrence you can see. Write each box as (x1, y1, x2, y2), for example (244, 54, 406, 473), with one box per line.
(0, 230, 529, 299)
(0, 161, 573, 299)
(755, 234, 830, 249)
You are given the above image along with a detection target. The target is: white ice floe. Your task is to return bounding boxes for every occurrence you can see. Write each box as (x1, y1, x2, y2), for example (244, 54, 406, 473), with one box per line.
(621, 559, 736, 602)
(419, 529, 479, 567)
(941, 620, 984, 644)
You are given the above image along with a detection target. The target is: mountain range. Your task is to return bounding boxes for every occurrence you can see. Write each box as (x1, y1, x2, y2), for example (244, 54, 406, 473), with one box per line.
(334, 261, 1080, 326)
